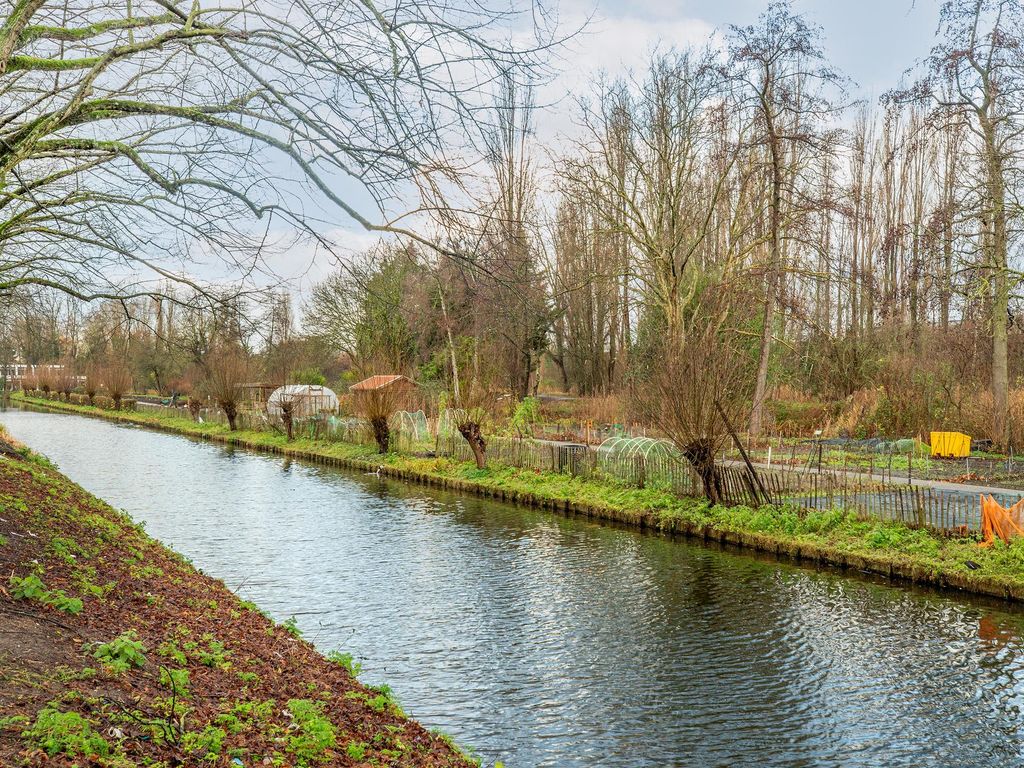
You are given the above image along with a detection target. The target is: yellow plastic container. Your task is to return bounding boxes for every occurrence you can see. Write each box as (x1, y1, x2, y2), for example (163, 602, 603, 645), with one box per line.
(930, 431, 971, 458)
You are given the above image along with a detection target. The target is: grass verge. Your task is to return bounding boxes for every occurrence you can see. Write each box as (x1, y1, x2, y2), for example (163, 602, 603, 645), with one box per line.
(11, 393, 1024, 603)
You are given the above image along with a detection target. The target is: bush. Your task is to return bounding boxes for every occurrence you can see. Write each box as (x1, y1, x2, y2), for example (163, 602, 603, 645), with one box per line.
(292, 367, 327, 386)
(509, 396, 541, 437)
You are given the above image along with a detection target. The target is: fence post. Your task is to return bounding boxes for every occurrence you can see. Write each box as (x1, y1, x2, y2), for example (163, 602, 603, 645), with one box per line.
(907, 452, 912, 485)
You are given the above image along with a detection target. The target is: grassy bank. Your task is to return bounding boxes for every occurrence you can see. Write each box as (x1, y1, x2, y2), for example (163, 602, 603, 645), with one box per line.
(11, 393, 1024, 603)
(0, 434, 478, 767)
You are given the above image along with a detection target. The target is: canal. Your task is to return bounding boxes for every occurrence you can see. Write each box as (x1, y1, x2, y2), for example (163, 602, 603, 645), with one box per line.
(4, 406, 1024, 767)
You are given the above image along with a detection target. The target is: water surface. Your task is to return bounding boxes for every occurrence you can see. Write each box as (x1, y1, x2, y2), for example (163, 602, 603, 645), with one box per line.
(4, 407, 1024, 767)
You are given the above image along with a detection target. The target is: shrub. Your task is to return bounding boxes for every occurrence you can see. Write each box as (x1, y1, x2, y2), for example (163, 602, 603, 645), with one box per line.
(292, 367, 327, 386)
(510, 396, 541, 437)
(205, 350, 248, 430)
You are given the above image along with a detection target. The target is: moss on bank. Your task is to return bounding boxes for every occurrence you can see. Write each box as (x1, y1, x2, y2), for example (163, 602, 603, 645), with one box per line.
(11, 393, 1024, 602)
(0, 440, 476, 767)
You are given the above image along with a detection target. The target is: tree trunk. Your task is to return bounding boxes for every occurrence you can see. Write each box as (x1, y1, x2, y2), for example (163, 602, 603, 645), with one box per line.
(458, 421, 487, 469)
(750, 104, 783, 438)
(370, 416, 390, 454)
(984, 117, 1010, 449)
(223, 402, 237, 431)
(682, 438, 723, 505)
(749, 282, 774, 438)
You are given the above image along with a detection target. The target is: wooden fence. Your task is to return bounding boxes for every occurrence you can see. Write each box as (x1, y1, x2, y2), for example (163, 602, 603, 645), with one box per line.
(435, 434, 990, 536)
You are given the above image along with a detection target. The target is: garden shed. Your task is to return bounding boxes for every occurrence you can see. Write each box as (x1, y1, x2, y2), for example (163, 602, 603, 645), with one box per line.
(349, 375, 418, 410)
(267, 384, 339, 419)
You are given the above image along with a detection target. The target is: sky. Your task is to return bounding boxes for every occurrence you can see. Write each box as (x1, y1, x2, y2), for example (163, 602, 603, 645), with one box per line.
(541, 0, 942, 138)
(565, 0, 940, 96)
(274, 0, 945, 297)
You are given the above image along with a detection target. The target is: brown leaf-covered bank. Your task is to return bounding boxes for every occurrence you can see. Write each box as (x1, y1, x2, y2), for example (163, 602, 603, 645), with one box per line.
(0, 450, 475, 767)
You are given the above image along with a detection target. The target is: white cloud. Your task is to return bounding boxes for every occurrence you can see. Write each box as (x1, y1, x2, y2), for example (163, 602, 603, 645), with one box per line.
(531, 2, 716, 149)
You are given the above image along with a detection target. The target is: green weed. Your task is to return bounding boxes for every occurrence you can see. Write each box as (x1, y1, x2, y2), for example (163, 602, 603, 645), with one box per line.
(285, 699, 337, 766)
(92, 630, 146, 673)
(181, 725, 226, 760)
(157, 639, 187, 666)
(9, 573, 83, 614)
(159, 667, 191, 697)
(346, 740, 368, 760)
(25, 706, 110, 758)
(325, 650, 361, 677)
(281, 616, 303, 638)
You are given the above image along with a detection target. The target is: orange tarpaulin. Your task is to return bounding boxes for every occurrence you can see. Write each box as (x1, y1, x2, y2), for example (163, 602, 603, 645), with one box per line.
(979, 494, 1024, 546)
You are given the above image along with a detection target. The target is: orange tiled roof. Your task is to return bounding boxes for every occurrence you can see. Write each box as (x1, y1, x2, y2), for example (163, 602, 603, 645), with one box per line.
(349, 375, 416, 391)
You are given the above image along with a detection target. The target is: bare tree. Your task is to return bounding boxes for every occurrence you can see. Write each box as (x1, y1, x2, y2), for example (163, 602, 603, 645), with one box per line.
(83, 362, 99, 405)
(631, 285, 756, 503)
(896, 0, 1024, 447)
(728, 0, 845, 437)
(563, 50, 744, 339)
(353, 385, 400, 454)
(102, 362, 132, 410)
(205, 350, 248, 430)
(548, 191, 621, 394)
(478, 75, 549, 398)
(432, 270, 498, 468)
(55, 360, 75, 401)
